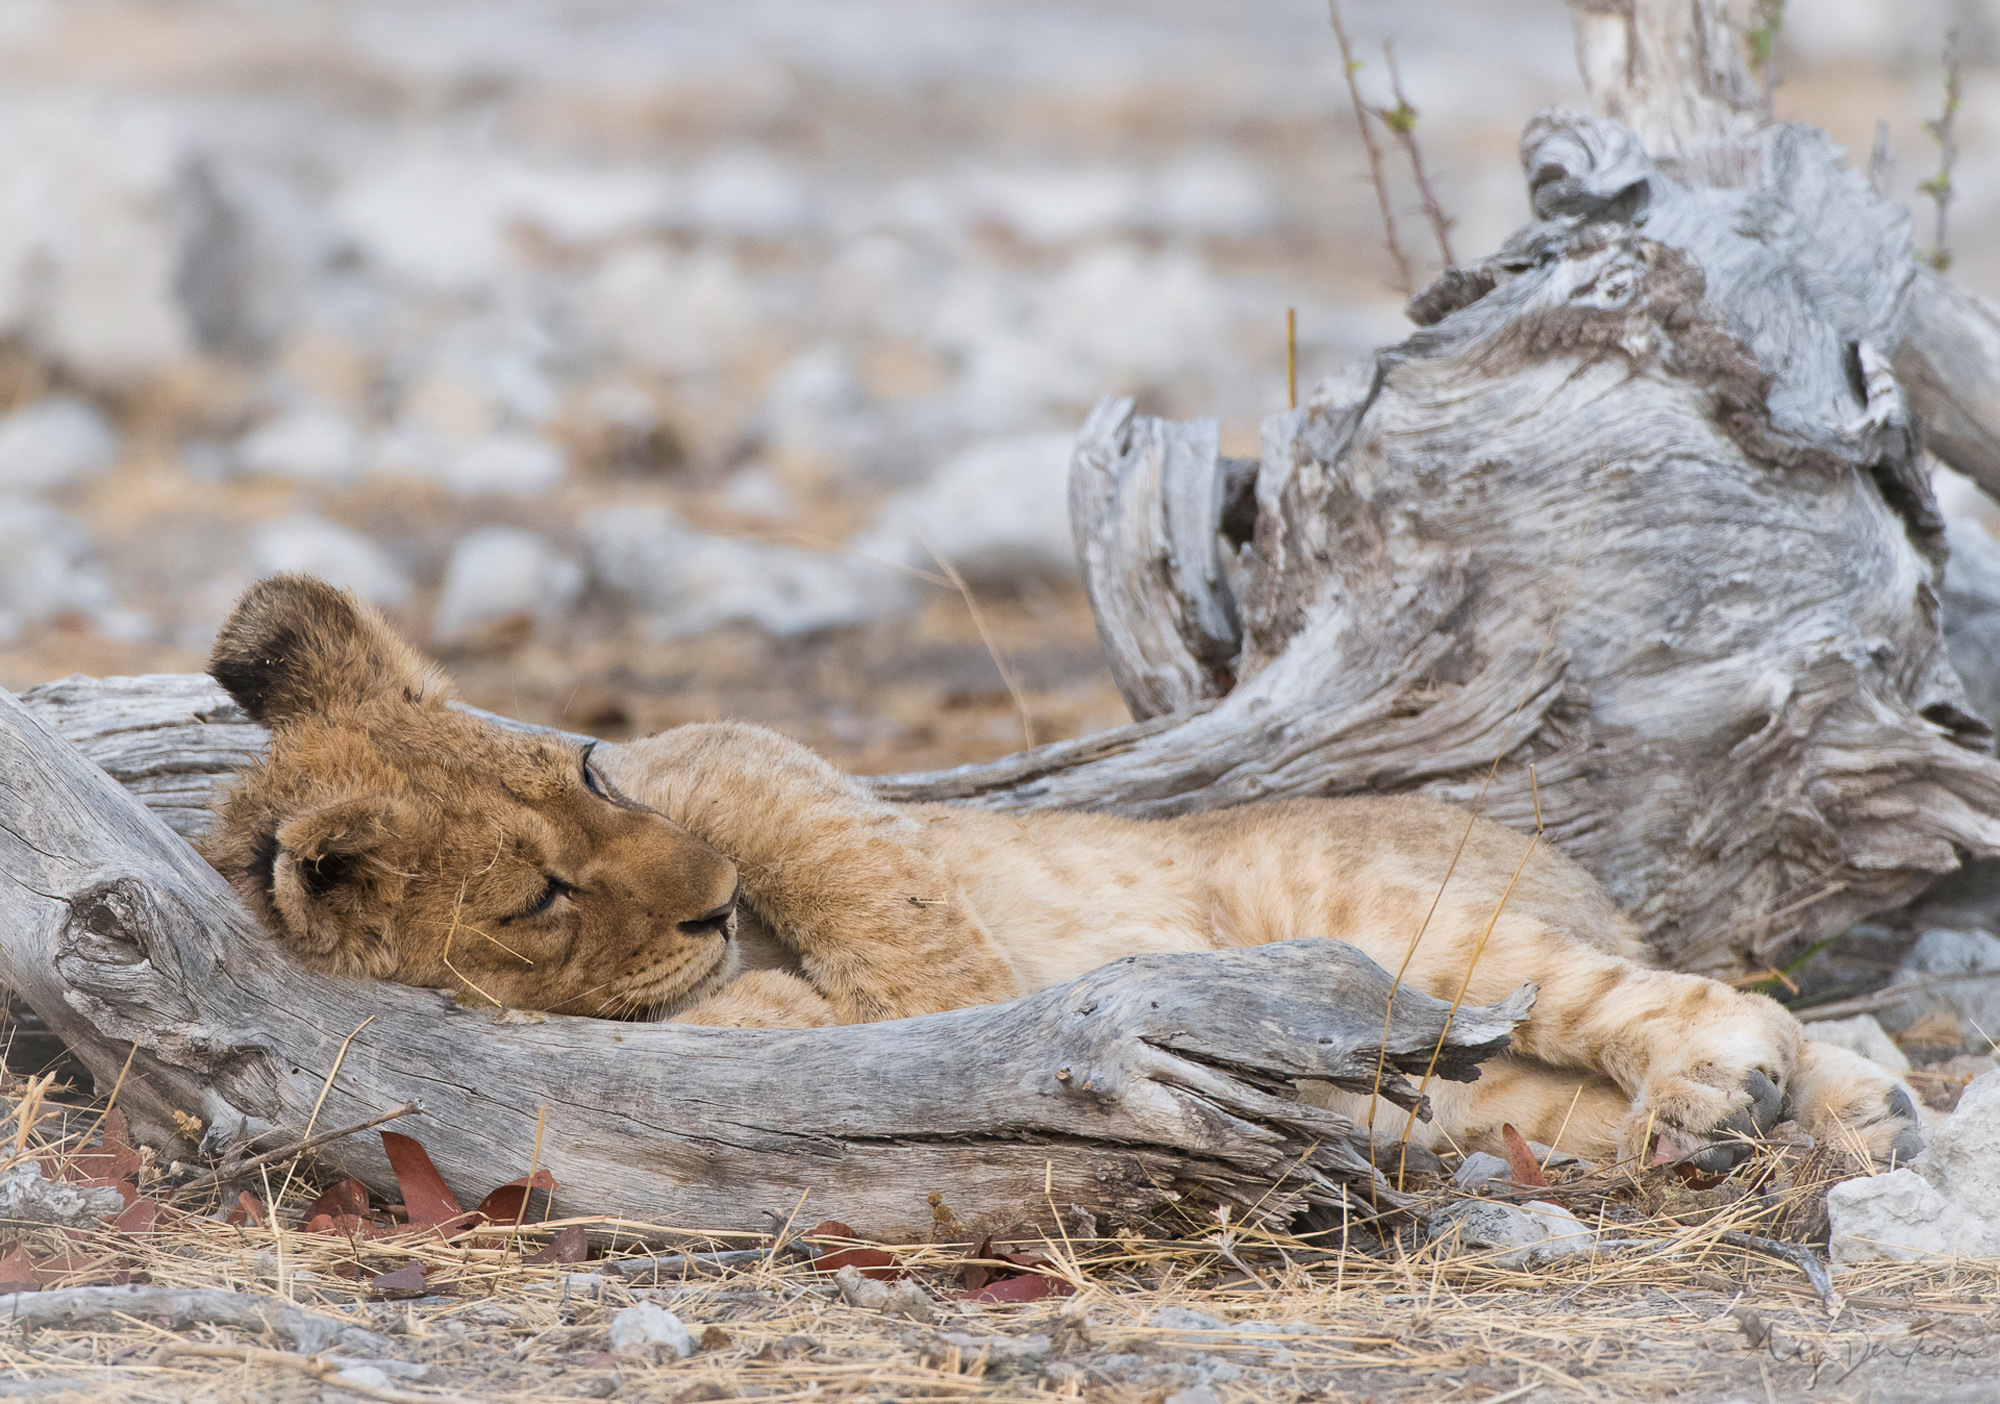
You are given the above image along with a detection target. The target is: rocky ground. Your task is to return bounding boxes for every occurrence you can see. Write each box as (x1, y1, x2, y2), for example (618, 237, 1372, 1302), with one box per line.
(0, 0, 1994, 774)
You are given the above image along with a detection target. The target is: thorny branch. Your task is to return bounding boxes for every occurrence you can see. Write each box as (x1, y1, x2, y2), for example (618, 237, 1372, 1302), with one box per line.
(1918, 27, 1961, 271)
(1380, 39, 1456, 269)
(1327, 0, 1414, 296)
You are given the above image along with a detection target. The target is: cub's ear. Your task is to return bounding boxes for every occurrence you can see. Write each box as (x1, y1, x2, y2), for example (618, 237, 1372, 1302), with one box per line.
(266, 793, 411, 976)
(209, 574, 447, 726)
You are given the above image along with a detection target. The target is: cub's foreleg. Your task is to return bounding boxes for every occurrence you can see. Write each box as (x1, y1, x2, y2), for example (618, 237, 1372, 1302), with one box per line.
(602, 724, 1023, 1023)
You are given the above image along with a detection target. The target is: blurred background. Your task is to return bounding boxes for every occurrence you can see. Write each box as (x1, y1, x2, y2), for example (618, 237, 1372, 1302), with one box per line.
(0, 0, 1993, 774)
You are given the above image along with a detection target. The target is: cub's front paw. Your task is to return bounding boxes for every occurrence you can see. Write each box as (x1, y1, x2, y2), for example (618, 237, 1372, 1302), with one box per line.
(1618, 1064, 1788, 1174)
(1788, 1040, 1925, 1169)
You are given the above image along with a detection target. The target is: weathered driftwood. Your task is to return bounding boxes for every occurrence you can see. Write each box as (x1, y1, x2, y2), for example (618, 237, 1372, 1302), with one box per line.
(22, 0, 2000, 988)
(0, 684, 1527, 1240)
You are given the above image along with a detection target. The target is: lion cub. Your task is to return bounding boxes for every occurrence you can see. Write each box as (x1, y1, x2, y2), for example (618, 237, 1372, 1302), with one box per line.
(205, 575, 1922, 1173)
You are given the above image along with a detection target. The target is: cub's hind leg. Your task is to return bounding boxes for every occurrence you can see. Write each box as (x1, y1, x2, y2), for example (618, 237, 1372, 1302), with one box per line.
(602, 723, 1024, 1024)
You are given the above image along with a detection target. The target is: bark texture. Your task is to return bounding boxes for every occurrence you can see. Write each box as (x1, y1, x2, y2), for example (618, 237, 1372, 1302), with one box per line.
(0, 684, 1526, 1240)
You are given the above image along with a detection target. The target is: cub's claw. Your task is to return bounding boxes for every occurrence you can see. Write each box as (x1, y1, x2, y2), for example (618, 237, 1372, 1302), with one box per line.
(1646, 1067, 1787, 1174)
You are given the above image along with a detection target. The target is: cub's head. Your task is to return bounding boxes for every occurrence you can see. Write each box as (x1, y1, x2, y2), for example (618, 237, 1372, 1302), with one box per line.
(202, 575, 741, 1019)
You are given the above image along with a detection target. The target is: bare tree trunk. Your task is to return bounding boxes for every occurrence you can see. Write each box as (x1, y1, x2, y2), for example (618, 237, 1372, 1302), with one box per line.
(0, 684, 1526, 1240)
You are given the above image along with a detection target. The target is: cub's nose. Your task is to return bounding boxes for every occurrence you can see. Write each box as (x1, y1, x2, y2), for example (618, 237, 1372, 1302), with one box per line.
(678, 882, 740, 938)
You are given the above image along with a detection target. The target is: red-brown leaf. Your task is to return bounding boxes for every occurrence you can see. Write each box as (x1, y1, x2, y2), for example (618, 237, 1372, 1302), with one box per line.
(68, 1111, 142, 1190)
(959, 1270, 1074, 1303)
(226, 1191, 268, 1227)
(370, 1262, 427, 1297)
(379, 1132, 463, 1228)
(474, 1169, 560, 1225)
(526, 1225, 589, 1265)
(112, 1198, 157, 1237)
(961, 1236, 997, 1291)
(0, 1244, 45, 1294)
(1499, 1124, 1549, 1188)
(303, 1178, 372, 1223)
(807, 1220, 902, 1281)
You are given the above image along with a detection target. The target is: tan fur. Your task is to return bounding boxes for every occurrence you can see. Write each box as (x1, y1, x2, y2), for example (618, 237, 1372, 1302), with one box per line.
(205, 576, 1923, 1171)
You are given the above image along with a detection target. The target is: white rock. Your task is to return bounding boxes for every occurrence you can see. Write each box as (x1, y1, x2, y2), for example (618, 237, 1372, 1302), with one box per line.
(607, 1301, 693, 1359)
(247, 514, 411, 608)
(442, 434, 566, 497)
(236, 408, 363, 484)
(682, 147, 809, 237)
(0, 396, 119, 491)
(1829, 1070, 2000, 1265)
(577, 246, 758, 377)
(831, 1264, 936, 1323)
(1428, 1198, 1595, 1268)
(852, 431, 1077, 586)
(1878, 928, 2000, 1037)
(1803, 1013, 1911, 1076)
(1451, 1151, 1512, 1189)
(718, 465, 797, 523)
(583, 503, 896, 637)
(0, 496, 124, 640)
(432, 527, 583, 647)
(1149, 149, 1274, 237)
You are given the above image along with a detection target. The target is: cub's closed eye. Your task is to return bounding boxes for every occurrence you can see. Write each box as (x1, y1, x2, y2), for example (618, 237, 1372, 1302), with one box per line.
(581, 744, 609, 799)
(515, 876, 575, 921)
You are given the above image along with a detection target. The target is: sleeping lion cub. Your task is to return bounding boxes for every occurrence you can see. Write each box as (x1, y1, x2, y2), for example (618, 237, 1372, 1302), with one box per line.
(203, 576, 1922, 1174)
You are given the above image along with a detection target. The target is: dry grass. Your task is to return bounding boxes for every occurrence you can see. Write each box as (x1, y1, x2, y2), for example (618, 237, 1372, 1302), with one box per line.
(0, 1056, 1994, 1404)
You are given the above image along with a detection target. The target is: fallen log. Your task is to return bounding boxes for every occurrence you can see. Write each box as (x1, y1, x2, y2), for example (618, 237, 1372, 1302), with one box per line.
(0, 684, 1526, 1239)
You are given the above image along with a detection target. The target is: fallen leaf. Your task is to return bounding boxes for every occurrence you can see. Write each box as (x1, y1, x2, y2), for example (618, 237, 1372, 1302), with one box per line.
(807, 1220, 901, 1281)
(961, 1236, 998, 1291)
(112, 1198, 157, 1237)
(68, 1111, 142, 1190)
(379, 1132, 464, 1229)
(225, 1191, 267, 1228)
(959, 1270, 1074, 1303)
(474, 1168, 560, 1225)
(303, 1178, 371, 1223)
(370, 1262, 427, 1297)
(0, 1244, 45, 1294)
(1499, 1124, 1548, 1188)
(526, 1225, 589, 1265)
(698, 1326, 732, 1352)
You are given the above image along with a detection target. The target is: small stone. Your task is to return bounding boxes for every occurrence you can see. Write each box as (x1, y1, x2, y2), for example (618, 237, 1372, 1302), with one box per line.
(247, 514, 412, 609)
(443, 433, 567, 497)
(0, 396, 118, 491)
(1452, 1151, 1511, 1189)
(832, 1264, 936, 1323)
(1165, 1386, 1224, 1404)
(1145, 1306, 1225, 1333)
(607, 1301, 693, 1359)
(431, 527, 583, 648)
(1806, 1013, 1911, 1075)
(1427, 1198, 1594, 1268)
(236, 408, 364, 484)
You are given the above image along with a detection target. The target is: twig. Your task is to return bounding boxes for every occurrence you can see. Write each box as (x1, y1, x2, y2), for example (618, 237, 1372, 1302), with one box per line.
(162, 1343, 469, 1404)
(173, 1102, 420, 1197)
(1918, 27, 1961, 271)
(1715, 1231, 1840, 1313)
(1746, 0, 1786, 110)
(1286, 307, 1298, 410)
(0, 1285, 389, 1354)
(608, 1247, 798, 1280)
(1327, 1, 1413, 296)
(1791, 970, 1995, 1022)
(918, 533, 1035, 749)
(1378, 40, 1455, 268)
